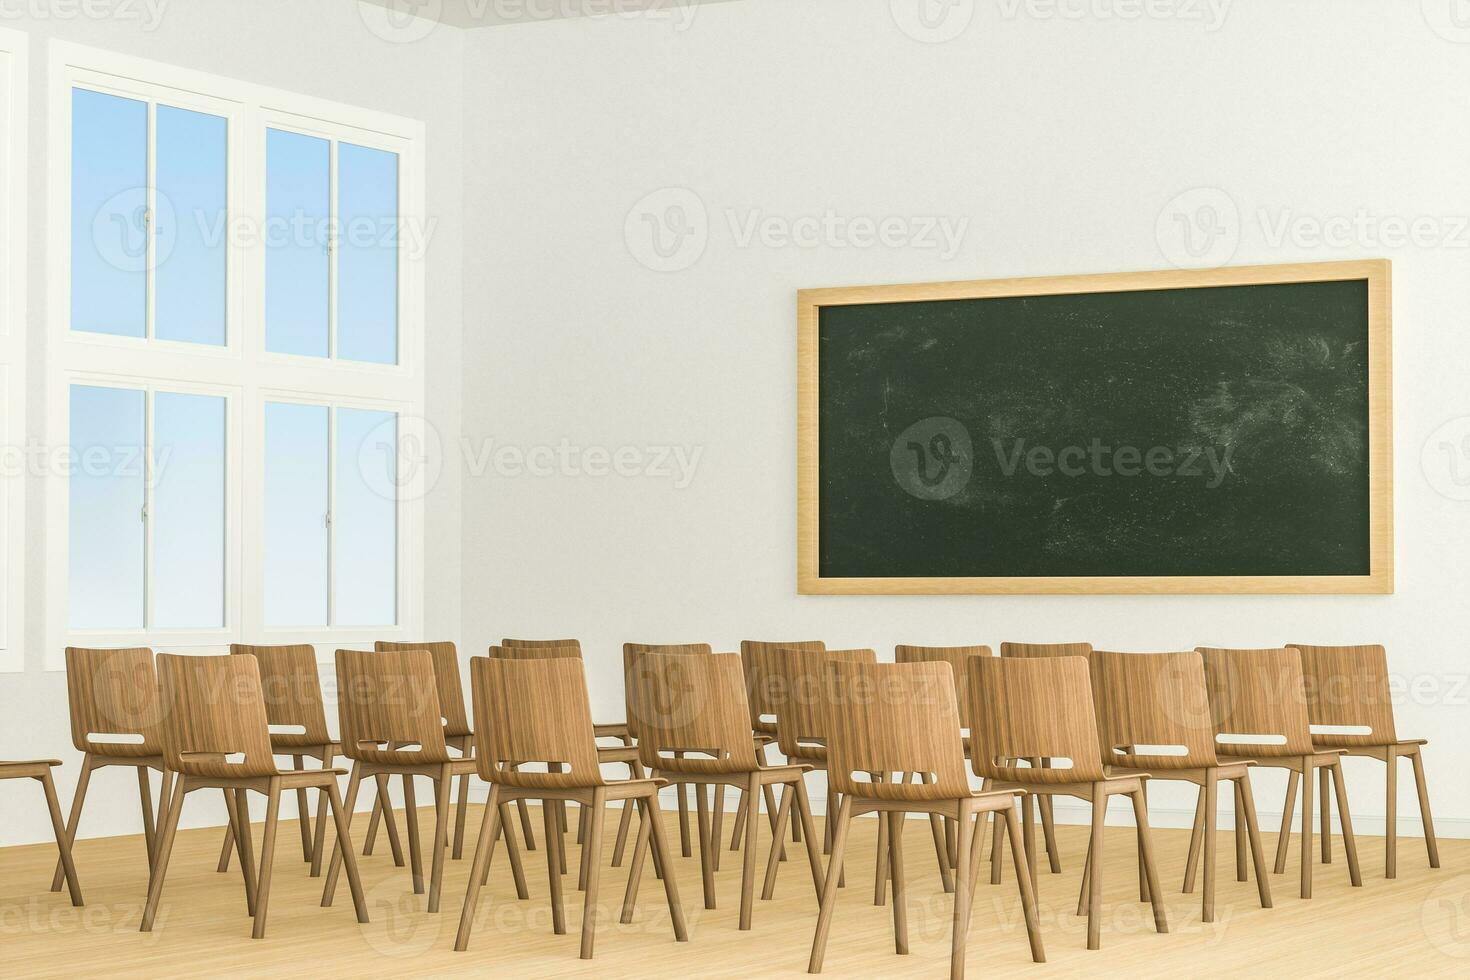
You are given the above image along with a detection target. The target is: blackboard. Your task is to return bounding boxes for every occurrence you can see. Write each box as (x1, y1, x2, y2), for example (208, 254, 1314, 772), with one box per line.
(796, 262, 1392, 594)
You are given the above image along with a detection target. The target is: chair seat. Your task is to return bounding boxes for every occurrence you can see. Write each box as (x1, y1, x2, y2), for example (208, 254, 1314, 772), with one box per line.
(0, 759, 62, 779)
(0, 758, 62, 767)
(1218, 748, 1344, 769)
(1314, 738, 1427, 749)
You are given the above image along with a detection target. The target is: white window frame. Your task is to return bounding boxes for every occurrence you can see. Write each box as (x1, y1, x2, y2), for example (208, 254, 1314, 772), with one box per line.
(45, 42, 426, 668)
(0, 27, 27, 672)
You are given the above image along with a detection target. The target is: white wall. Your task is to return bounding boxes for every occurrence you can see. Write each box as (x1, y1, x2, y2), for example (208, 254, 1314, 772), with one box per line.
(0, 0, 464, 844)
(459, 0, 1470, 834)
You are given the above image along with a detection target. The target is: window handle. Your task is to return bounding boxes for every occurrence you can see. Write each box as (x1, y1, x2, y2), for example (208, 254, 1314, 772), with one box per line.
(324, 511, 332, 529)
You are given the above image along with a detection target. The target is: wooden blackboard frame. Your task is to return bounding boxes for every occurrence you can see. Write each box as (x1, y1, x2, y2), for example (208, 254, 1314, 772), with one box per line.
(797, 260, 1393, 595)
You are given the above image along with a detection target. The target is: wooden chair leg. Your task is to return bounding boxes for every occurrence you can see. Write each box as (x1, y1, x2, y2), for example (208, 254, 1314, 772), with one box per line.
(253, 779, 283, 939)
(1130, 788, 1168, 935)
(40, 770, 84, 906)
(874, 775, 890, 907)
(51, 755, 92, 892)
(807, 795, 853, 973)
(1038, 796, 1062, 874)
(711, 783, 726, 872)
(645, 793, 689, 942)
(453, 741, 471, 860)
(140, 778, 185, 932)
(674, 754, 692, 858)
(919, 772, 955, 893)
(545, 800, 566, 934)
(428, 765, 452, 912)
(455, 785, 502, 951)
(233, 789, 258, 916)
(322, 763, 364, 906)
(310, 745, 334, 878)
(1300, 758, 1314, 900)
(517, 793, 537, 852)
(1319, 766, 1332, 864)
(1203, 769, 1218, 923)
(1022, 791, 1038, 894)
(1330, 761, 1363, 887)
(403, 774, 425, 895)
(1138, 781, 1151, 902)
(1233, 784, 1248, 882)
(217, 820, 236, 873)
(1087, 785, 1106, 950)
(1237, 773, 1273, 909)
(137, 767, 157, 869)
(765, 783, 786, 862)
(888, 811, 908, 955)
(739, 772, 760, 930)
(989, 798, 1006, 885)
(794, 777, 825, 901)
(611, 793, 636, 869)
(1386, 745, 1398, 878)
(292, 755, 312, 865)
(1183, 786, 1204, 894)
(324, 781, 369, 923)
(579, 788, 607, 959)
(1410, 748, 1441, 869)
(620, 797, 653, 923)
(365, 774, 406, 867)
(1275, 769, 1299, 875)
(761, 778, 796, 900)
(1076, 832, 1091, 918)
(949, 803, 973, 980)
(1003, 805, 1046, 963)
(695, 781, 717, 910)
(494, 800, 530, 899)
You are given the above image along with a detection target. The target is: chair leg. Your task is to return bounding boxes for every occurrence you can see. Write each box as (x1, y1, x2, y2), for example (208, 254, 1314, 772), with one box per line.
(1275, 769, 1299, 875)
(322, 762, 364, 906)
(217, 821, 236, 873)
(324, 781, 369, 923)
(1386, 746, 1398, 878)
(711, 783, 726, 872)
(455, 785, 502, 952)
(762, 779, 796, 901)
(794, 777, 825, 901)
(874, 775, 889, 907)
(674, 754, 692, 858)
(1237, 773, 1273, 909)
(366, 774, 406, 867)
(253, 779, 282, 939)
(1410, 748, 1441, 869)
(517, 794, 537, 852)
(1183, 785, 1203, 894)
(310, 744, 334, 878)
(766, 782, 786, 861)
(739, 772, 760, 930)
(428, 765, 452, 912)
(919, 772, 954, 893)
(1330, 761, 1363, 887)
(1038, 795, 1062, 874)
(695, 781, 717, 910)
(1076, 832, 1091, 918)
(1233, 784, 1248, 882)
(645, 792, 689, 942)
(989, 798, 1006, 885)
(453, 742, 471, 860)
(729, 784, 748, 851)
(949, 803, 973, 980)
(888, 811, 908, 956)
(1138, 781, 1151, 902)
(1203, 769, 1218, 923)
(1130, 788, 1168, 935)
(495, 800, 530, 899)
(140, 777, 185, 932)
(292, 755, 312, 865)
(1003, 805, 1046, 963)
(403, 774, 424, 895)
(1300, 757, 1314, 900)
(545, 801, 566, 935)
(228, 789, 258, 916)
(807, 794, 853, 973)
(1087, 785, 1106, 950)
(580, 789, 608, 959)
(620, 798, 653, 923)
(1319, 766, 1332, 864)
(51, 755, 93, 892)
(40, 770, 84, 906)
(137, 767, 157, 870)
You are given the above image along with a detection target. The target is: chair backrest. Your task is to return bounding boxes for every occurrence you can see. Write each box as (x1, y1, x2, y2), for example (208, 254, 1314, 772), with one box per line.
(633, 653, 757, 775)
(1090, 651, 1218, 770)
(1288, 643, 1396, 746)
(490, 642, 583, 661)
(623, 642, 713, 741)
(1000, 641, 1094, 659)
(501, 637, 583, 655)
(156, 654, 278, 778)
(64, 647, 166, 757)
(375, 640, 470, 737)
(825, 660, 972, 801)
(334, 648, 451, 764)
(740, 639, 825, 732)
(472, 655, 604, 788)
(968, 655, 1106, 783)
(1196, 647, 1314, 757)
(894, 644, 991, 731)
(230, 644, 332, 747)
(771, 647, 877, 760)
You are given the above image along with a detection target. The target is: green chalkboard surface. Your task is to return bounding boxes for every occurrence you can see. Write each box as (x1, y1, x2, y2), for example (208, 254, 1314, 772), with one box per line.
(798, 263, 1392, 594)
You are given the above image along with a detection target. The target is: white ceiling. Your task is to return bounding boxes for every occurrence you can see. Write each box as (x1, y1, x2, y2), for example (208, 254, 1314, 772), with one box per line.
(357, 0, 740, 30)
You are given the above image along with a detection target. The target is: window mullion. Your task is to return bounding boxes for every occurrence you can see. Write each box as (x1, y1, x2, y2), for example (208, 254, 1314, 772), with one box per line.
(144, 99, 156, 341)
(328, 138, 338, 361)
(326, 404, 336, 627)
(142, 388, 154, 629)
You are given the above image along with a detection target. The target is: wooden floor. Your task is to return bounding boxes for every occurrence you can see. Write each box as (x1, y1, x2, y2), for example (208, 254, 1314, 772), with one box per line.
(0, 799, 1462, 978)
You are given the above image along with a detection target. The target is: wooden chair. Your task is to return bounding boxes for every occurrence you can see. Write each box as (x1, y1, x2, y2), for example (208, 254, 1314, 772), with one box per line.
(1286, 643, 1438, 879)
(51, 647, 172, 894)
(996, 640, 1093, 876)
(456, 655, 688, 958)
(372, 640, 477, 863)
(894, 643, 992, 894)
(1090, 650, 1272, 922)
(490, 642, 644, 888)
(614, 641, 713, 869)
(736, 639, 824, 856)
(630, 652, 823, 928)
(323, 648, 523, 913)
(809, 660, 1044, 978)
(215, 643, 342, 879)
(2, 760, 83, 906)
(970, 655, 1168, 950)
(141, 653, 368, 938)
(1197, 647, 1363, 899)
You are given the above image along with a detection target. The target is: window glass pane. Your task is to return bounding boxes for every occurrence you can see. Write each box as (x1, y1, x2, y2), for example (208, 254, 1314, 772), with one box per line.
(265, 129, 329, 357)
(71, 89, 147, 338)
(337, 143, 398, 364)
(69, 385, 145, 628)
(264, 401, 328, 625)
(155, 106, 227, 346)
(334, 408, 396, 626)
(152, 392, 225, 628)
